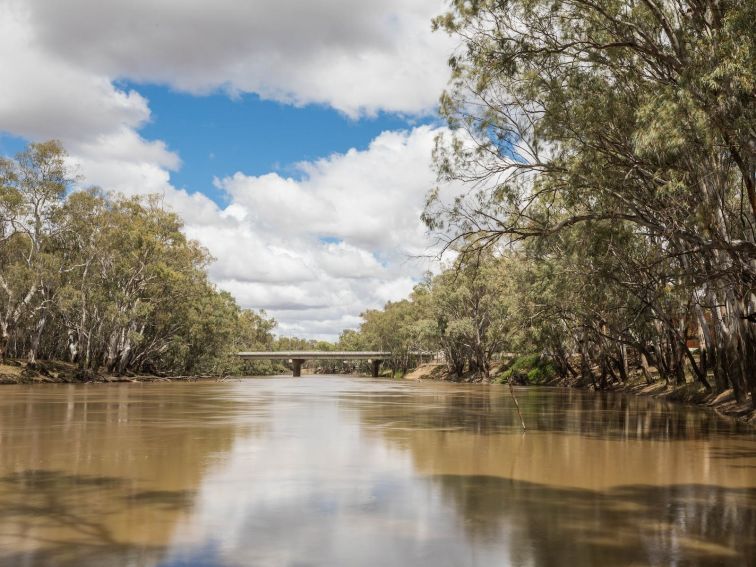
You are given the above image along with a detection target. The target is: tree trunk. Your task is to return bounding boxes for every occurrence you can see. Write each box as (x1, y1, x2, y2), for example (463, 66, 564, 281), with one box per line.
(639, 348, 654, 385)
(26, 314, 47, 365)
(618, 344, 629, 383)
(0, 335, 7, 363)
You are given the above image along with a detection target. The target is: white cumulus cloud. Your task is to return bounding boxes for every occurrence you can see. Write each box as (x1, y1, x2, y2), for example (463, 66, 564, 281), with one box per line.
(18, 0, 455, 117)
(196, 126, 449, 338)
(0, 0, 460, 339)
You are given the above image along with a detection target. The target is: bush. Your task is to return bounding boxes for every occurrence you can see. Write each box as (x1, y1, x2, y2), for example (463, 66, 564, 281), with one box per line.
(526, 364, 556, 383)
(496, 354, 555, 385)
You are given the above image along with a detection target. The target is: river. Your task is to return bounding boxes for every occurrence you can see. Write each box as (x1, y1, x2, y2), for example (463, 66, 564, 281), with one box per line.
(0, 377, 753, 566)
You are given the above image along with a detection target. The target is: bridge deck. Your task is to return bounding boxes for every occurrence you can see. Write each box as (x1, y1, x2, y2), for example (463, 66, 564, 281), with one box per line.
(237, 351, 391, 361)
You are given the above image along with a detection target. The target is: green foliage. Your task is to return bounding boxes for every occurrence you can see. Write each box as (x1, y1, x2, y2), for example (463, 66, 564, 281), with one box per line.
(496, 354, 555, 385)
(527, 365, 556, 384)
(336, 255, 514, 380)
(423, 0, 756, 399)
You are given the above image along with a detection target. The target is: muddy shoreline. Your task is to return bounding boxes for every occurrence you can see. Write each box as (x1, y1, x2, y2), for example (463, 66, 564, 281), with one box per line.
(406, 362, 756, 426)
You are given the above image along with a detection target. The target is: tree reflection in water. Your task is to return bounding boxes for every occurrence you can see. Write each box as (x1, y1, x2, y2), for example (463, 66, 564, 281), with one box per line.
(0, 383, 266, 567)
(432, 475, 755, 566)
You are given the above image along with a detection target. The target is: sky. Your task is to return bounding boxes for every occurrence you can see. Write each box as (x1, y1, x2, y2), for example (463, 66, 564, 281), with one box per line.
(0, 0, 460, 340)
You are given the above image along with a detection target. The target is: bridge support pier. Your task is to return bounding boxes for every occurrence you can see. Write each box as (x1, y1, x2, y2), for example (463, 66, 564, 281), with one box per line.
(291, 359, 304, 377)
(371, 359, 382, 378)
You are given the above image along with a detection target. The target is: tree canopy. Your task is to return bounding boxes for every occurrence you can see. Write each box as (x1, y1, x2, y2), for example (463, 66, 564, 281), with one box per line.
(418, 0, 755, 401)
(0, 141, 276, 377)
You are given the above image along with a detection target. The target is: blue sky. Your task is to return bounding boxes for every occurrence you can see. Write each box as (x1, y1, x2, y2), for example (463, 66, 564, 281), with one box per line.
(0, 0, 457, 338)
(0, 132, 24, 156)
(132, 84, 438, 204)
(0, 85, 438, 205)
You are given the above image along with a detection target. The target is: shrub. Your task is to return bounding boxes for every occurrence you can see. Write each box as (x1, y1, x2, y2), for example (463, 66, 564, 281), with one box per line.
(496, 354, 555, 384)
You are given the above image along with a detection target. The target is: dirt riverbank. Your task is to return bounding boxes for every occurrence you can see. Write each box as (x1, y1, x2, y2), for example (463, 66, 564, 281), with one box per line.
(0, 360, 212, 384)
(405, 362, 756, 425)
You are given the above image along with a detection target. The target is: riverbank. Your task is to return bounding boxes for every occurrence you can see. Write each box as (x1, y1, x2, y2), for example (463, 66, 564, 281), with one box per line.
(0, 358, 362, 384)
(1, 360, 91, 384)
(0, 360, 212, 385)
(405, 362, 756, 425)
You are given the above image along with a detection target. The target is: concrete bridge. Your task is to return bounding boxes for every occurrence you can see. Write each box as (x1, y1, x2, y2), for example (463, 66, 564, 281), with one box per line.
(237, 351, 391, 377)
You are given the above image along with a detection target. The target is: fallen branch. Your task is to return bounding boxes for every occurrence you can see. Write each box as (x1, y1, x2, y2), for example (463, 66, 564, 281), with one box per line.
(509, 382, 527, 431)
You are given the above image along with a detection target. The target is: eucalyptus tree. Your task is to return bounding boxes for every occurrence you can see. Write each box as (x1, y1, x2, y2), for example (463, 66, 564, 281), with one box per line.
(0, 141, 70, 362)
(360, 292, 431, 375)
(428, 258, 511, 379)
(355, 259, 510, 379)
(427, 0, 755, 402)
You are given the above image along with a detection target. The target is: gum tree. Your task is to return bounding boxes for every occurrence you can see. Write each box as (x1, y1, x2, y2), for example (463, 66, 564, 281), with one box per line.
(427, 0, 755, 403)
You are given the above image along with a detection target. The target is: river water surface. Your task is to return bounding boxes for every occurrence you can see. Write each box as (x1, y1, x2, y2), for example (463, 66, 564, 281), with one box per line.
(0, 377, 754, 566)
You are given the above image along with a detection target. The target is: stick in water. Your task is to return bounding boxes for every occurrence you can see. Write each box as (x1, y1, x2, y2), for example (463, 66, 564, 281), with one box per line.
(509, 382, 526, 431)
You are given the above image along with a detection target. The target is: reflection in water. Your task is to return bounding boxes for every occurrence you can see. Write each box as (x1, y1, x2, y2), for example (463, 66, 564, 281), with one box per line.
(0, 383, 261, 567)
(433, 476, 755, 566)
(0, 378, 753, 566)
(0, 470, 190, 567)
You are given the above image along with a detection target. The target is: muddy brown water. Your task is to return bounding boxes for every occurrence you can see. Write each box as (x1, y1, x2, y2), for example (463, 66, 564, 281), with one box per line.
(0, 377, 753, 566)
